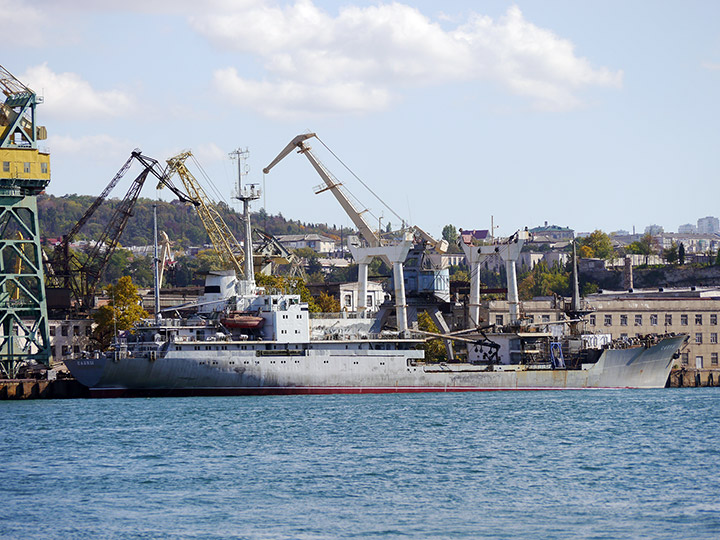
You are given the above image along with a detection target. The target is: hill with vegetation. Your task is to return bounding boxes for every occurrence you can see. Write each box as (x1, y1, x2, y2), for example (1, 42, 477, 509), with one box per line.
(37, 193, 353, 248)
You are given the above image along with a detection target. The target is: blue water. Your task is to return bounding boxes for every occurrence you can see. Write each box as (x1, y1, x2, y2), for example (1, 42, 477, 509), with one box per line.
(2, 390, 720, 539)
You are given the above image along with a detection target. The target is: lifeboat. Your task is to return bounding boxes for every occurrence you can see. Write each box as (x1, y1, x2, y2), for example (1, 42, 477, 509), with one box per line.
(220, 312, 265, 329)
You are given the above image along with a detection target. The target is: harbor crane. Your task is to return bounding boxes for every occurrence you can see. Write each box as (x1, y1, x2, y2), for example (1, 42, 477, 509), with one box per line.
(263, 133, 449, 337)
(49, 150, 195, 310)
(262, 133, 448, 253)
(164, 151, 246, 278)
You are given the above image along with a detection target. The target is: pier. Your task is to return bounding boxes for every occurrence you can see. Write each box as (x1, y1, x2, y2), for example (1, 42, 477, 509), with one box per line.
(667, 368, 720, 388)
(0, 378, 88, 399)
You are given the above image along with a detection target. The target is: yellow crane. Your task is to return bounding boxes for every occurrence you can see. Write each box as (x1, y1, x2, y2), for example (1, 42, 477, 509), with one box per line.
(165, 151, 245, 277)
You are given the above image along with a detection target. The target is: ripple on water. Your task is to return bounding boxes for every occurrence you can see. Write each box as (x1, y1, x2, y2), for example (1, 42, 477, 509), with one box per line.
(1, 389, 720, 539)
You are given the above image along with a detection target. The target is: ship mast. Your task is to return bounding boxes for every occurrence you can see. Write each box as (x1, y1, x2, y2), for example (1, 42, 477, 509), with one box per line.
(230, 148, 261, 292)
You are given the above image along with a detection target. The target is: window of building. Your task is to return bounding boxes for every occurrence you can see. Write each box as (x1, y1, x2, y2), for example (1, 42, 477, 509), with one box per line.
(528, 315, 535, 323)
(711, 333, 718, 344)
(604, 314, 612, 326)
(681, 314, 688, 326)
(695, 333, 703, 344)
(711, 314, 718, 325)
(712, 353, 718, 366)
(589, 314, 596, 326)
(495, 315, 504, 326)
(51, 346, 56, 358)
(2, 161, 9, 172)
(61, 325, 68, 336)
(73, 325, 80, 336)
(61, 345, 69, 356)
(367, 295, 373, 307)
(695, 314, 703, 325)
(681, 352, 689, 365)
(620, 315, 628, 326)
(23, 162, 30, 173)
(542, 314, 550, 323)
(41, 162, 48, 174)
(620, 333, 628, 339)
(344, 294, 352, 307)
(49, 326, 56, 337)
(650, 314, 658, 326)
(665, 314, 672, 326)
(696, 356, 704, 369)
(635, 314, 642, 326)
(73, 345, 80, 354)
(85, 326, 92, 336)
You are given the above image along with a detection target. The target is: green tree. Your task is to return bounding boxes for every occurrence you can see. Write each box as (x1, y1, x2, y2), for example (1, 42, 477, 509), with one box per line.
(663, 242, 678, 264)
(315, 291, 340, 313)
(577, 230, 615, 260)
(450, 269, 470, 283)
(92, 276, 148, 350)
(441, 224, 458, 246)
(679, 242, 685, 265)
(518, 261, 570, 300)
(627, 233, 657, 264)
(417, 311, 446, 362)
(293, 247, 318, 259)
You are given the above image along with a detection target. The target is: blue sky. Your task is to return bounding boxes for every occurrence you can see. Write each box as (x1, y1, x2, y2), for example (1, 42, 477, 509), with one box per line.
(4, 0, 719, 238)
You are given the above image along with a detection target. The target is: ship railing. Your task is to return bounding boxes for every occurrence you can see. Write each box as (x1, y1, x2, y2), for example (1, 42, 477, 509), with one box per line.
(310, 311, 375, 320)
(315, 331, 402, 341)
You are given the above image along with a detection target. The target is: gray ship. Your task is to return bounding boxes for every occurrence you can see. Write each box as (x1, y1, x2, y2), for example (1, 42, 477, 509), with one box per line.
(66, 139, 685, 396)
(66, 269, 686, 397)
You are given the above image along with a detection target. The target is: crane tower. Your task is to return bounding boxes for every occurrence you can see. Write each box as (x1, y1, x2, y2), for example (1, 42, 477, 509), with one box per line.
(0, 64, 51, 377)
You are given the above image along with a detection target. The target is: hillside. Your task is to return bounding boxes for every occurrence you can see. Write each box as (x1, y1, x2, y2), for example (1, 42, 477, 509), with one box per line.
(37, 193, 353, 248)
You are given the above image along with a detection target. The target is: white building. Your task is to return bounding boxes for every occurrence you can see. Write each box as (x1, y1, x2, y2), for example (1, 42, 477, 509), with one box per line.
(276, 234, 337, 254)
(697, 216, 720, 234)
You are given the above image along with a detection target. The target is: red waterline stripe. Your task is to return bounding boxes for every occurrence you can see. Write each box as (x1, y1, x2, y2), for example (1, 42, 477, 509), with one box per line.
(88, 385, 631, 398)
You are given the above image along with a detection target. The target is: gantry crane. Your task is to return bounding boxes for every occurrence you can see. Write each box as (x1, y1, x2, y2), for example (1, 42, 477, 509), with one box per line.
(1, 64, 50, 376)
(165, 151, 245, 277)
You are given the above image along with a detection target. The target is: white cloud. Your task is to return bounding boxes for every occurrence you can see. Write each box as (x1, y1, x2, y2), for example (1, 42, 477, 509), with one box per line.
(193, 142, 228, 164)
(702, 61, 720, 71)
(193, 1, 622, 116)
(213, 68, 392, 118)
(20, 64, 135, 120)
(0, 0, 48, 44)
(48, 134, 133, 159)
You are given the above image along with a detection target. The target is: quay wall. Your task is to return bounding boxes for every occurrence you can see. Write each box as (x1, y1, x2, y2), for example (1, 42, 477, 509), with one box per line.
(667, 369, 720, 388)
(0, 379, 89, 400)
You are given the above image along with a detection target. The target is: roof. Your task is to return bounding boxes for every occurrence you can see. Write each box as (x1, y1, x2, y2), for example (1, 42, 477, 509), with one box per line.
(529, 224, 573, 233)
(459, 229, 489, 243)
(276, 234, 336, 243)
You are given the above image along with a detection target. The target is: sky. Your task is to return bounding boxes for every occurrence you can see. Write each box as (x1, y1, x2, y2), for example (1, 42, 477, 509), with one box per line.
(4, 0, 720, 239)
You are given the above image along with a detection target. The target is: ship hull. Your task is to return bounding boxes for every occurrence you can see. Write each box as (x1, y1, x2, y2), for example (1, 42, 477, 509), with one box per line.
(66, 335, 685, 397)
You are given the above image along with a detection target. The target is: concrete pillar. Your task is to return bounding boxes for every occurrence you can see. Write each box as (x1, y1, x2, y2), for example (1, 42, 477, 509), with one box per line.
(505, 259, 519, 324)
(358, 261, 369, 312)
(393, 261, 408, 334)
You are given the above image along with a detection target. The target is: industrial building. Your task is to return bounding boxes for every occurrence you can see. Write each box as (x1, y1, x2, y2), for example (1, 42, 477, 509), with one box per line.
(481, 288, 720, 370)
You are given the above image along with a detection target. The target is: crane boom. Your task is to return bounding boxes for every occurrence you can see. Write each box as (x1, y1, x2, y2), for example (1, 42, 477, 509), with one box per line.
(263, 133, 380, 247)
(165, 151, 245, 276)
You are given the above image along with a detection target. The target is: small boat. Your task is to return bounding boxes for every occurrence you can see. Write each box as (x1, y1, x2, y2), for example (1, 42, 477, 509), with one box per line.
(220, 312, 265, 329)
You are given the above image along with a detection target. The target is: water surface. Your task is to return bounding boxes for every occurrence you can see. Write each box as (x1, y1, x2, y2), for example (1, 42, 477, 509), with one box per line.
(2, 389, 719, 539)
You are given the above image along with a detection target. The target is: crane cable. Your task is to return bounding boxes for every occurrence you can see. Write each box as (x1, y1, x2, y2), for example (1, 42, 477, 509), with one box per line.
(315, 135, 407, 230)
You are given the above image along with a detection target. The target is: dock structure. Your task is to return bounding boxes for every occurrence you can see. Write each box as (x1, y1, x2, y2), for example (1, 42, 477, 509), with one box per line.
(0, 64, 51, 378)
